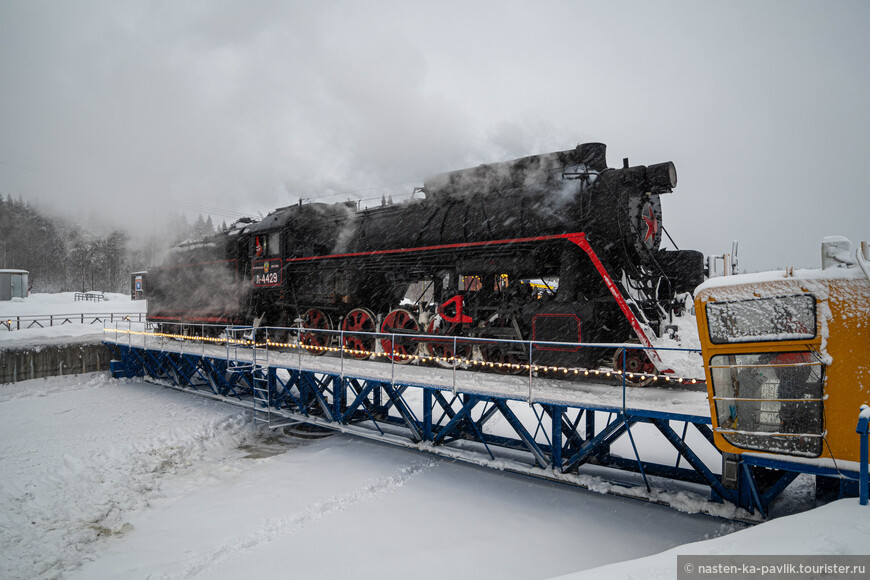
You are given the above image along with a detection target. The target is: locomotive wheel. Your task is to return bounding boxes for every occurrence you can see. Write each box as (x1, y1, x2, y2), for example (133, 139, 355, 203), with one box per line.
(301, 308, 334, 355)
(340, 308, 377, 360)
(425, 315, 473, 368)
(479, 314, 525, 374)
(612, 347, 656, 387)
(380, 308, 420, 364)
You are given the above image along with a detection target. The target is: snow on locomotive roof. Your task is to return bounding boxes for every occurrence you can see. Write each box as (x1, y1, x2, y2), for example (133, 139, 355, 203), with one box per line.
(226, 219, 254, 236)
(243, 202, 359, 234)
(423, 142, 608, 198)
(168, 239, 220, 253)
(243, 205, 296, 233)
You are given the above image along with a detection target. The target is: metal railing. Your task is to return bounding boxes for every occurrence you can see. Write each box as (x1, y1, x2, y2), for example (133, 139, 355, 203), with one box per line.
(74, 292, 104, 302)
(103, 321, 707, 407)
(3, 312, 146, 331)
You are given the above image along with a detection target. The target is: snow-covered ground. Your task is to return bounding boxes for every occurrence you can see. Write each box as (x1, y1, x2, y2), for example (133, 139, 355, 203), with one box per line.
(0, 373, 737, 579)
(1, 373, 868, 580)
(0, 293, 145, 348)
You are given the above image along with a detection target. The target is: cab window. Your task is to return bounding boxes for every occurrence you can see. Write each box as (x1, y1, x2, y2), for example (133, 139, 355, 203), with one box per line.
(706, 294, 816, 344)
(709, 351, 824, 457)
(254, 232, 281, 258)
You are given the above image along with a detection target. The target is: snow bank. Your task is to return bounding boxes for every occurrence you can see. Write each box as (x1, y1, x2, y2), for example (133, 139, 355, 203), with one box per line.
(555, 497, 870, 580)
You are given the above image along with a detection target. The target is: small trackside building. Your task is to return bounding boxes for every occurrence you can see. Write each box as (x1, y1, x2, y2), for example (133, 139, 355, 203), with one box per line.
(0, 269, 28, 301)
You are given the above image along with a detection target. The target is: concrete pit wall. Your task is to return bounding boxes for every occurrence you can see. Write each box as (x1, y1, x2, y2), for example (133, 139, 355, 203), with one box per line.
(0, 343, 115, 384)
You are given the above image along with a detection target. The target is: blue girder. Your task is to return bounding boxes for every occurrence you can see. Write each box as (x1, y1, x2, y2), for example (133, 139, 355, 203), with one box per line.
(106, 342, 854, 519)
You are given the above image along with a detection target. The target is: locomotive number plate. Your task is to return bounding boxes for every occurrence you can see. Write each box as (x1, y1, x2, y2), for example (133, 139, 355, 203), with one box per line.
(252, 259, 282, 287)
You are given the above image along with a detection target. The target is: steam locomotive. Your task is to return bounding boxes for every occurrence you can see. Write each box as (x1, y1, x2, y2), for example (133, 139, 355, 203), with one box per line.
(146, 143, 704, 378)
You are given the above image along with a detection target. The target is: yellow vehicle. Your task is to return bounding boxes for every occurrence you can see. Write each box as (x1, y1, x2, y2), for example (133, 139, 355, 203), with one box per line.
(695, 237, 870, 465)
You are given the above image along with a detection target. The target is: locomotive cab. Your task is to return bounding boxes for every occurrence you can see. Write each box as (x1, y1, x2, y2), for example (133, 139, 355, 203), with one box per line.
(695, 237, 870, 463)
(246, 224, 285, 326)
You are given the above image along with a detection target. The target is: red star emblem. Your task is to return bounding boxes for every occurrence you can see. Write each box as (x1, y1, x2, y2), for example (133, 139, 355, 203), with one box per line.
(642, 204, 658, 243)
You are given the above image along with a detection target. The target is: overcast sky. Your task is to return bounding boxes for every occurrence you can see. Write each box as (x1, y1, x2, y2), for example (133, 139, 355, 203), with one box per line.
(1, 0, 868, 270)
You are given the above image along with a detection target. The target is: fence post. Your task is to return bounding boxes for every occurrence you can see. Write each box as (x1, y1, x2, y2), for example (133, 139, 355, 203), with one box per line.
(390, 333, 396, 386)
(857, 405, 869, 506)
(340, 328, 345, 381)
(452, 335, 458, 395)
(528, 341, 534, 403)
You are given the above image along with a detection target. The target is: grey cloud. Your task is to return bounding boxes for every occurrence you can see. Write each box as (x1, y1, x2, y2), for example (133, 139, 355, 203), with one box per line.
(0, 0, 868, 271)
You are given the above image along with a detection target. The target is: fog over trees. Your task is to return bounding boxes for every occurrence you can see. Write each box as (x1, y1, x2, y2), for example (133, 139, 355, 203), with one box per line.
(0, 195, 214, 293)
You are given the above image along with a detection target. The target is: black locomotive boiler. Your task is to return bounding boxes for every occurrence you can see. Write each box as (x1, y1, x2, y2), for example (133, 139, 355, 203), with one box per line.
(146, 143, 704, 377)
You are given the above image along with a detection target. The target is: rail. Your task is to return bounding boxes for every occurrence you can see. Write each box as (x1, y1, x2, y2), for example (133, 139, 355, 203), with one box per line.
(3, 312, 145, 331)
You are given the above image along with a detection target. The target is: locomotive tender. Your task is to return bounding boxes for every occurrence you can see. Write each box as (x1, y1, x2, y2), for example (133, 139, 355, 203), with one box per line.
(147, 143, 704, 376)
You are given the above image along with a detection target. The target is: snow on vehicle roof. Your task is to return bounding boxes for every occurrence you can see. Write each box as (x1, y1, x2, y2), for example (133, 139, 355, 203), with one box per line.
(698, 236, 869, 296)
(696, 263, 867, 295)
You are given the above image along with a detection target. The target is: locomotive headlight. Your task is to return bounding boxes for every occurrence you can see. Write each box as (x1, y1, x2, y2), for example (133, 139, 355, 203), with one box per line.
(646, 161, 677, 193)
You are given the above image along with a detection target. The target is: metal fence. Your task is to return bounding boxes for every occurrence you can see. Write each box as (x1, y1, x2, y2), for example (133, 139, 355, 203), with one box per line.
(2, 312, 146, 331)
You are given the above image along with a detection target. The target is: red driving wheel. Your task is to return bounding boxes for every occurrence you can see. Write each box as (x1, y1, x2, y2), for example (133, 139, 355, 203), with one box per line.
(301, 308, 333, 355)
(380, 309, 420, 364)
(340, 308, 377, 360)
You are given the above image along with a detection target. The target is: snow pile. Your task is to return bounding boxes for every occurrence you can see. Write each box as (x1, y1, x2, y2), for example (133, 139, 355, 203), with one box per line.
(821, 235, 855, 269)
(649, 311, 705, 379)
(557, 497, 870, 580)
(0, 374, 256, 579)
